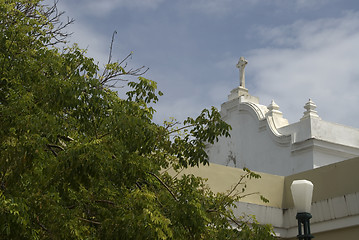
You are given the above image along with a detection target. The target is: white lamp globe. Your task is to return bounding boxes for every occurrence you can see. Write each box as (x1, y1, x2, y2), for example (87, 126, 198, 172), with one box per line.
(290, 180, 314, 213)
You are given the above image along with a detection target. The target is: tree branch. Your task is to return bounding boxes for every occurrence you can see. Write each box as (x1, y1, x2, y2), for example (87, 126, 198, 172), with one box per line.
(239, 192, 260, 199)
(225, 172, 248, 198)
(205, 208, 242, 229)
(57, 135, 74, 142)
(36, 215, 49, 233)
(95, 199, 115, 205)
(147, 172, 178, 201)
(46, 144, 65, 151)
(78, 217, 101, 225)
(167, 124, 196, 135)
(46, 144, 58, 157)
(106, 31, 117, 66)
(99, 32, 149, 87)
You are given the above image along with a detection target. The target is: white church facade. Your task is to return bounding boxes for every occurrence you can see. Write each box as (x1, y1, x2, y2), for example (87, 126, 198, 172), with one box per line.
(207, 57, 359, 176)
(181, 57, 359, 239)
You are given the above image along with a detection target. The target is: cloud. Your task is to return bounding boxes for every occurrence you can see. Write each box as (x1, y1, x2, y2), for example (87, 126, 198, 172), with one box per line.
(183, 0, 332, 16)
(187, 0, 237, 15)
(184, 0, 264, 16)
(154, 97, 205, 123)
(48, 0, 165, 18)
(293, 0, 334, 10)
(44, 0, 359, 130)
(83, 0, 165, 16)
(65, 23, 110, 65)
(247, 11, 359, 127)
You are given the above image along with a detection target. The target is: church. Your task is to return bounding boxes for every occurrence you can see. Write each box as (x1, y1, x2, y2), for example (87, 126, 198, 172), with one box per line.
(183, 57, 359, 239)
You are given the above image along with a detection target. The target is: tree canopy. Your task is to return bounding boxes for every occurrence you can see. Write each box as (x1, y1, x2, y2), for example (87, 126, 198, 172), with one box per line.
(0, 0, 275, 239)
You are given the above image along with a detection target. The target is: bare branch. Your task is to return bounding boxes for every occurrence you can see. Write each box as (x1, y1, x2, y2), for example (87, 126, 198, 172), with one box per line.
(167, 124, 196, 135)
(107, 31, 117, 66)
(95, 199, 115, 205)
(57, 135, 74, 142)
(147, 172, 178, 201)
(36, 215, 49, 232)
(226, 214, 243, 228)
(164, 121, 181, 130)
(118, 52, 132, 66)
(78, 217, 101, 225)
(46, 144, 65, 151)
(239, 192, 260, 199)
(171, 167, 185, 180)
(225, 173, 248, 198)
(15, 0, 74, 46)
(46, 145, 58, 157)
(99, 32, 150, 87)
(135, 182, 142, 190)
(205, 208, 242, 229)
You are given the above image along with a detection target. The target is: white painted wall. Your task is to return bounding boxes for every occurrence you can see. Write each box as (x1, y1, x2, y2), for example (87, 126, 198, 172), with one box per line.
(207, 88, 359, 176)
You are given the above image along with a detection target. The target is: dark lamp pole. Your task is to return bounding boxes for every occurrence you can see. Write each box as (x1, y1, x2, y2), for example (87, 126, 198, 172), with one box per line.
(291, 180, 314, 240)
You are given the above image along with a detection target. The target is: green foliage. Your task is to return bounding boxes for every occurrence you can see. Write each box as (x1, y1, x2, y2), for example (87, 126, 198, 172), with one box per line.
(0, 0, 276, 239)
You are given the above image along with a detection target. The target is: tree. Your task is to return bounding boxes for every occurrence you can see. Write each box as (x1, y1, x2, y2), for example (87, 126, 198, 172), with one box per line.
(0, 0, 276, 239)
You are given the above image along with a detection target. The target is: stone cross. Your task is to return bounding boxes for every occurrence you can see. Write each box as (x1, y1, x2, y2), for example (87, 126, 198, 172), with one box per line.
(236, 56, 248, 88)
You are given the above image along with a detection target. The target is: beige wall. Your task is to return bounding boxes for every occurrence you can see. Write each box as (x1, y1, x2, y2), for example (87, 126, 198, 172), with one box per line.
(167, 163, 285, 207)
(282, 156, 359, 208)
(170, 156, 359, 208)
(168, 157, 359, 239)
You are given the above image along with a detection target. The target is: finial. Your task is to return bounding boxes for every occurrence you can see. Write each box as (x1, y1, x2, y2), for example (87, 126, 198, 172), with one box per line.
(268, 100, 280, 111)
(267, 100, 283, 116)
(236, 56, 248, 88)
(301, 99, 321, 120)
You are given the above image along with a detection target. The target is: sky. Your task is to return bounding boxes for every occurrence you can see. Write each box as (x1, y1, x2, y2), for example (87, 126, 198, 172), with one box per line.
(47, 0, 359, 128)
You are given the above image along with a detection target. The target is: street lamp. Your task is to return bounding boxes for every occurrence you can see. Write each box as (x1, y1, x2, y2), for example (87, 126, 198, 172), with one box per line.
(290, 180, 314, 240)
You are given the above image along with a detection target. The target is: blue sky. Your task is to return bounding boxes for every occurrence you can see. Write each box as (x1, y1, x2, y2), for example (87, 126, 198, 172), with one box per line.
(49, 0, 359, 128)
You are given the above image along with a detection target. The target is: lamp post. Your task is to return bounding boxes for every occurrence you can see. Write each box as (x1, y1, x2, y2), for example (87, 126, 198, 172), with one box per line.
(290, 180, 314, 240)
